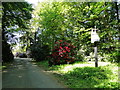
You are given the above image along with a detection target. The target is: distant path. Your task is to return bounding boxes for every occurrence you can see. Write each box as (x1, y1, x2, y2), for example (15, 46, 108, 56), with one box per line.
(2, 58, 65, 88)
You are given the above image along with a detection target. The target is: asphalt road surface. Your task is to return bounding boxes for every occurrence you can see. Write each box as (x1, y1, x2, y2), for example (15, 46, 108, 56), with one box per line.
(2, 58, 65, 88)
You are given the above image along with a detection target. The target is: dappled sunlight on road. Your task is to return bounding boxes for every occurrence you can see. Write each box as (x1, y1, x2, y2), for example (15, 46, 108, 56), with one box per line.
(18, 75, 23, 78)
(2, 58, 65, 88)
(2, 70, 8, 73)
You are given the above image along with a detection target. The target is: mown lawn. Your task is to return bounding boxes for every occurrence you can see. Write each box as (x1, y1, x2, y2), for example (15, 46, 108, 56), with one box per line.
(37, 61, 119, 88)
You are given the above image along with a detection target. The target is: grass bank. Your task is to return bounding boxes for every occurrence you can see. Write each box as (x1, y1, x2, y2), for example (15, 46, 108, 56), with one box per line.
(37, 61, 119, 88)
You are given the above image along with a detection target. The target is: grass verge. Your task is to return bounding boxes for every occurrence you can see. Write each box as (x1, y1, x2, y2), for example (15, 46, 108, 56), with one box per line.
(2, 61, 14, 70)
(37, 61, 119, 88)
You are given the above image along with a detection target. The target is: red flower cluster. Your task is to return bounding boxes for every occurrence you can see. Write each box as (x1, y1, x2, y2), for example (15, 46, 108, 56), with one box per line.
(50, 40, 76, 65)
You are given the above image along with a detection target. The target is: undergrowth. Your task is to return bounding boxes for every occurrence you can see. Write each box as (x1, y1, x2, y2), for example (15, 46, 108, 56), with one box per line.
(37, 61, 119, 88)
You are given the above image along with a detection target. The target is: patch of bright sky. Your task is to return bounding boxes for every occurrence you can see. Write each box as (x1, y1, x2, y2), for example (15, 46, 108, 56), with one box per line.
(25, 0, 120, 6)
(25, 0, 44, 6)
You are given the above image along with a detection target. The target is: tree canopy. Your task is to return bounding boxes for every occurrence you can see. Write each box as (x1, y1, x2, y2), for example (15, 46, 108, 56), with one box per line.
(29, 2, 119, 63)
(2, 1, 120, 63)
(2, 2, 33, 62)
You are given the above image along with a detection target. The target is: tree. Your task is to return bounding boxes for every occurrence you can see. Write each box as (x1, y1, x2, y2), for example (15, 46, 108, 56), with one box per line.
(31, 2, 119, 63)
(2, 2, 33, 62)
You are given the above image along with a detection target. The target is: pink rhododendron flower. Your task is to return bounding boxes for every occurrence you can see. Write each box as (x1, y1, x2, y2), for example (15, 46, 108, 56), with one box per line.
(49, 40, 76, 65)
(59, 40, 63, 42)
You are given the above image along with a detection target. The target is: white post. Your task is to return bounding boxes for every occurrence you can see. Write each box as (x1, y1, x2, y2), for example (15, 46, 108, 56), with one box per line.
(91, 26, 99, 67)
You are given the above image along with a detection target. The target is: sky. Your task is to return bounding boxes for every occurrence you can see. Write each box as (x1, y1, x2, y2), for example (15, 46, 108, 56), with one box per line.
(25, 0, 44, 6)
(25, 0, 120, 6)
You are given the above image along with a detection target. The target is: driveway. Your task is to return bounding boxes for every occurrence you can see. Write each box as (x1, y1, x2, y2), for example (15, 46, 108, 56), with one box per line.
(2, 58, 65, 88)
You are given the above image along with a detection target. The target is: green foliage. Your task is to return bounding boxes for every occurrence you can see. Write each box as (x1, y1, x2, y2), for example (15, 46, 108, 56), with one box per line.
(48, 40, 77, 66)
(2, 40, 14, 62)
(2, 2, 33, 62)
(63, 67, 118, 88)
(109, 51, 120, 63)
(32, 2, 119, 63)
(2, 2, 33, 30)
(30, 42, 50, 62)
(37, 61, 119, 88)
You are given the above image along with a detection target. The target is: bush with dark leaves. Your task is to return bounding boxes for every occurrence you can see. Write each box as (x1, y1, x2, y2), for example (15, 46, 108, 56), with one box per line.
(19, 53, 27, 58)
(48, 40, 76, 66)
(30, 43, 50, 62)
(2, 40, 14, 62)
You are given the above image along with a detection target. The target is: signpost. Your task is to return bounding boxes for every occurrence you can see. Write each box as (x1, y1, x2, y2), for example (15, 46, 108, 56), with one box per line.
(91, 26, 100, 67)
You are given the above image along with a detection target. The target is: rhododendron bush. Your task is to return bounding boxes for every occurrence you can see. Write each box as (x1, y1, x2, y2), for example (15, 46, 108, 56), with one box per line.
(49, 40, 76, 65)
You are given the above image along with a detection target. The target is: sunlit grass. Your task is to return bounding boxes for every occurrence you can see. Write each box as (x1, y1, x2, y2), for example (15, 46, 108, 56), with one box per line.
(37, 61, 119, 88)
(49, 61, 111, 73)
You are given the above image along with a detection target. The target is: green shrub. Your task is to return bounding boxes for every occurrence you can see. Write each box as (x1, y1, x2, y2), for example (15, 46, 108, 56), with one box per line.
(30, 42, 50, 62)
(111, 51, 120, 63)
(2, 40, 14, 62)
(49, 40, 76, 66)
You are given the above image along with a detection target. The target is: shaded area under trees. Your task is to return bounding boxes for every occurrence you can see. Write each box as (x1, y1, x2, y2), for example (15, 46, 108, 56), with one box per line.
(2, 2, 33, 62)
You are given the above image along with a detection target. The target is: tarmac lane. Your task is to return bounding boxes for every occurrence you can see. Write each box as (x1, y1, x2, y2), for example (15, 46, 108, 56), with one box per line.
(2, 58, 65, 88)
